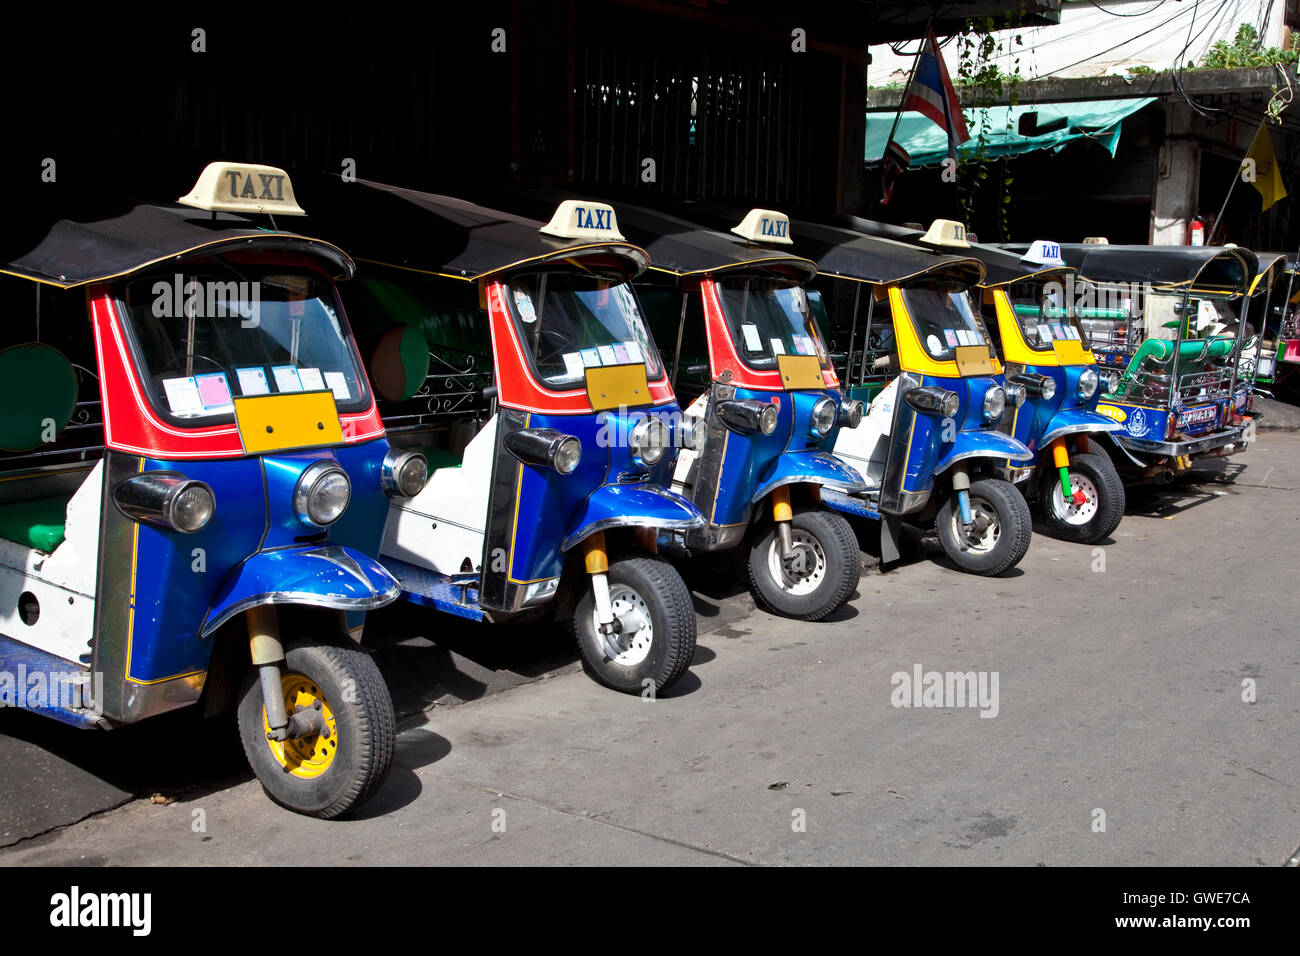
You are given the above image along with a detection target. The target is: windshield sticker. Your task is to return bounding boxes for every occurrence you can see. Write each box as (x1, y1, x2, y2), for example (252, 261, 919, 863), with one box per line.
(1065, 326, 1081, 340)
(580, 348, 602, 367)
(162, 376, 204, 417)
(195, 373, 234, 413)
(324, 372, 351, 401)
(1037, 324, 1052, 343)
(298, 367, 327, 392)
(1051, 324, 1066, 340)
(944, 329, 958, 348)
(514, 290, 538, 323)
(740, 323, 763, 352)
(612, 343, 630, 364)
(625, 340, 644, 364)
(770, 338, 786, 355)
(598, 345, 618, 365)
(562, 352, 586, 379)
(927, 334, 944, 354)
(273, 366, 304, 393)
(236, 367, 270, 396)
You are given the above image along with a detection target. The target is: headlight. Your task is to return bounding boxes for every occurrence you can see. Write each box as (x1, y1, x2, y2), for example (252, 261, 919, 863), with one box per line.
(903, 387, 960, 420)
(717, 399, 780, 436)
(839, 399, 865, 429)
(504, 428, 582, 474)
(1011, 373, 1056, 400)
(114, 473, 215, 534)
(982, 386, 1006, 422)
(629, 416, 669, 467)
(294, 462, 351, 527)
(1004, 383, 1026, 408)
(677, 417, 707, 452)
(809, 396, 837, 438)
(1078, 368, 1099, 399)
(381, 449, 429, 498)
(1104, 371, 1120, 394)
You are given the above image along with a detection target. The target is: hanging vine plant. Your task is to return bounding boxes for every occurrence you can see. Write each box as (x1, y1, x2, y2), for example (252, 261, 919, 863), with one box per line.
(955, 7, 1026, 240)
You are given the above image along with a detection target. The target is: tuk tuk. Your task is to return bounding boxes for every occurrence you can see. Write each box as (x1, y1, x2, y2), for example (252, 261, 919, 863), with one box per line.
(0, 163, 419, 818)
(1241, 253, 1293, 391)
(795, 219, 1036, 576)
(1037, 243, 1259, 482)
(301, 180, 704, 694)
(606, 204, 868, 622)
(959, 238, 1128, 543)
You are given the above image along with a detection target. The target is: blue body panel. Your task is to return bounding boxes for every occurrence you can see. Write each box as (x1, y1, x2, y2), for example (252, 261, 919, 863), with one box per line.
(751, 449, 865, 503)
(376, 557, 483, 621)
(1040, 406, 1123, 447)
(125, 439, 393, 683)
(505, 404, 702, 586)
(707, 385, 847, 527)
(934, 428, 1034, 474)
(1007, 364, 1117, 462)
(562, 481, 702, 552)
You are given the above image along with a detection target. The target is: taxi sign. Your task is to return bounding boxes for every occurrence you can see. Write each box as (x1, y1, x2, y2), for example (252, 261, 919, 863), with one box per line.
(178, 162, 306, 216)
(539, 200, 626, 241)
(919, 219, 970, 249)
(1021, 239, 1065, 267)
(1083, 236, 1109, 245)
(731, 209, 793, 245)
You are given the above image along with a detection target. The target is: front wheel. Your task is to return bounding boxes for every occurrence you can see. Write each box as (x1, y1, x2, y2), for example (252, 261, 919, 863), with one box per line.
(574, 555, 696, 695)
(936, 477, 1032, 576)
(1038, 451, 1126, 544)
(237, 637, 395, 819)
(746, 508, 860, 621)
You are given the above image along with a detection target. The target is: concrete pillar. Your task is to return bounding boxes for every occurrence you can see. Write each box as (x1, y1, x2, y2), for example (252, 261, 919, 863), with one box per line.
(1150, 104, 1200, 245)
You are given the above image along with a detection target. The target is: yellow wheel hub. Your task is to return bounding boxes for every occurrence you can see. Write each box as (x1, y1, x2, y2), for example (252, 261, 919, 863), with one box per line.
(262, 672, 338, 779)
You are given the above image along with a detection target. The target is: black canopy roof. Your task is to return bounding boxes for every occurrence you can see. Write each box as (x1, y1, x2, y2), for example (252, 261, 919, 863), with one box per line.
(791, 219, 984, 287)
(1013, 244, 1259, 294)
(1, 203, 354, 289)
(833, 216, 1063, 287)
(295, 178, 650, 281)
(595, 202, 816, 280)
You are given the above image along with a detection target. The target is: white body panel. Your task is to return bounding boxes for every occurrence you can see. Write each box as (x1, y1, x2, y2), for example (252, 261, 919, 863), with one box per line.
(381, 416, 497, 576)
(0, 462, 102, 665)
(670, 392, 709, 495)
(831, 379, 895, 489)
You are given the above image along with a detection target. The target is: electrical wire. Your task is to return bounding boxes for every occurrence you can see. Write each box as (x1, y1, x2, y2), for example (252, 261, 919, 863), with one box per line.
(1084, 0, 1171, 17)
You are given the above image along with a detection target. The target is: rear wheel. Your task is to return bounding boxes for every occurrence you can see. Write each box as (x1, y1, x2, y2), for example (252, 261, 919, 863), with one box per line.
(1039, 451, 1126, 543)
(574, 556, 696, 695)
(936, 477, 1032, 576)
(237, 637, 395, 819)
(746, 508, 860, 621)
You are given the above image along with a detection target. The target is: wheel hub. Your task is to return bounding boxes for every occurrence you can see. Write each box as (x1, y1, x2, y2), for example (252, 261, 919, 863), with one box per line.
(956, 500, 1001, 553)
(595, 584, 654, 667)
(768, 528, 828, 596)
(263, 674, 337, 779)
(1054, 474, 1099, 525)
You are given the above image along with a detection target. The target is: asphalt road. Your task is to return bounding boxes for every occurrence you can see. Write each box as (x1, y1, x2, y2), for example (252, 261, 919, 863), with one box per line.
(1, 428, 1297, 865)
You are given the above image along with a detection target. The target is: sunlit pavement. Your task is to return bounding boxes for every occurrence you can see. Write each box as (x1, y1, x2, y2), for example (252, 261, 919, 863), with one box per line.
(2, 430, 1297, 865)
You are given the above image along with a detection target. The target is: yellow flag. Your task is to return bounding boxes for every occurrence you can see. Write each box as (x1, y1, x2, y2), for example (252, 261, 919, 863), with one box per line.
(1245, 123, 1287, 211)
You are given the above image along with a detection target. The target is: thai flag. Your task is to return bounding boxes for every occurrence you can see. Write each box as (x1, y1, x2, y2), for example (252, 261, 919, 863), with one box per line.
(880, 139, 910, 206)
(904, 30, 970, 163)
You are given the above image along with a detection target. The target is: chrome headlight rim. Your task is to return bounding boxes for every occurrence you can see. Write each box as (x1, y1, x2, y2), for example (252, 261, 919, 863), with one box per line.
(294, 461, 352, 528)
(553, 435, 582, 474)
(1078, 367, 1100, 400)
(839, 398, 865, 429)
(809, 395, 837, 438)
(982, 386, 1006, 422)
(1004, 383, 1027, 408)
(717, 399, 780, 436)
(1104, 370, 1121, 394)
(629, 416, 669, 468)
(381, 449, 429, 498)
(903, 386, 960, 420)
(678, 416, 707, 452)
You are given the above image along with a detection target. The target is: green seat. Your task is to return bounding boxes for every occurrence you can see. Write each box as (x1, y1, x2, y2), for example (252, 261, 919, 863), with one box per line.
(0, 496, 72, 552)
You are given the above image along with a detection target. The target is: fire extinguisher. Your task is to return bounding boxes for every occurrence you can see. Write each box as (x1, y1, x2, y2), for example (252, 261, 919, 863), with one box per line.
(1188, 217, 1206, 246)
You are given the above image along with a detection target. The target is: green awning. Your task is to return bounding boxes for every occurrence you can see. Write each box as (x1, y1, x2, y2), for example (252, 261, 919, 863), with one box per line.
(865, 97, 1157, 167)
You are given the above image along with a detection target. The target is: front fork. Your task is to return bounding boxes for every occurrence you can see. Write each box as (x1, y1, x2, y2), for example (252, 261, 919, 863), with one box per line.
(583, 532, 618, 636)
(246, 605, 327, 743)
(1051, 437, 1088, 505)
(771, 486, 795, 559)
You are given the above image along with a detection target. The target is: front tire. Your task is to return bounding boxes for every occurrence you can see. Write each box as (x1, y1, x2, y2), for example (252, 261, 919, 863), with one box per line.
(574, 555, 696, 695)
(936, 477, 1032, 576)
(1038, 451, 1125, 544)
(237, 637, 395, 819)
(746, 508, 860, 621)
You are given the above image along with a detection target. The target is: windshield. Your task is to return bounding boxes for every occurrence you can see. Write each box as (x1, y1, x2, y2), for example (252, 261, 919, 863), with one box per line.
(121, 268, 367, 422)
(717, 277, 830, 370)
(1006, 280, 1091, 351)
(505, 270, 662, 390)
(900, 282, 994, 362)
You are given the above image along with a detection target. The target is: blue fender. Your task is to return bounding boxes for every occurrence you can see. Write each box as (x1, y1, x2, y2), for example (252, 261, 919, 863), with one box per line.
(1040, 407, 1125, 448)
(751, 450, 867, 504)
(200, 545, 400, 637)
(935, 430, 1033, 475)
(561, 482, 704, 552)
